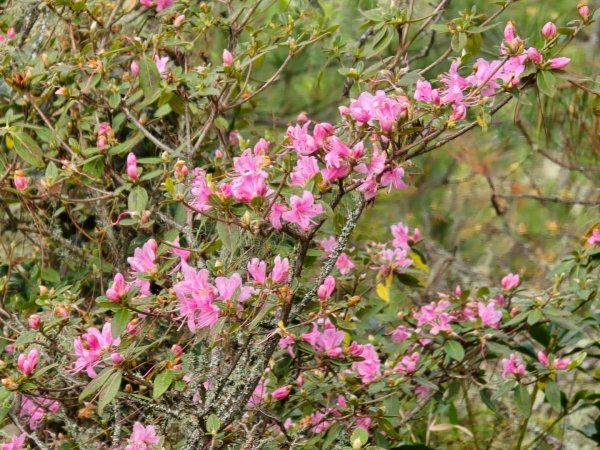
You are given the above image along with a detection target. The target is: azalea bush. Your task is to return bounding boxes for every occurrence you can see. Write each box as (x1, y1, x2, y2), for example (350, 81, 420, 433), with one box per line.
(0, 1, 599, 449)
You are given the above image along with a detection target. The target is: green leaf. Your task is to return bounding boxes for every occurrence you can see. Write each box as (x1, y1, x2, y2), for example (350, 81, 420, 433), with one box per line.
(206, 414, 220, 434)
(41, 267, 61, 284)
(79, 368, 116, 401)
(138, 57, 161, 103)
(527, 309, 542, 325)
(128, 186, 149, 213)
(545, 380, 561, 413)
(108, 133, 144, 156)
(514, 384, 532, 417)
(351, 427, 368, 448)
(444, 340, 465, 362)
(537, 70, 557, 98)
(112, 309, 130, 338)
(98, 371, 122, 415)
(11, 131, 44, 167)
(153, 370, 173, 399)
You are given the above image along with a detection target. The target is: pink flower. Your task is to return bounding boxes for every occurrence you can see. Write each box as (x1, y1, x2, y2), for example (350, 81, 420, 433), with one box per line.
(450, 103, 467, 121)
(6, 28, 16, 40)
(248, 378, 269, 407)
(222, 49, 234, 67)
(336, 252, 355, 275)
(125, 422, 160, 450)
(477, 301, 502, 328)
(414, 80, 440, 105)
(72, 323, 121, 378)
(155, 0, 174, 12)
(381, 166, 407, 191)
(501, 273, 520, 290)
(278, 336, 295, 357)
(286, 122, 318, 155)
(272, 385, 292, 400)
(414, 300, 454, 335)
(215, 273, 252, 302)
(28, 314, 41, 330)
(542, 22, 557, 39)
(154, 54, 170, 78)
(290, 155, 320, 186)
(230, 172, 272, 202)
(17, 349, 38, 376)
(281, 191, 323, 230)
(174, 265, 219, 332)
(131, 61, 140, 77)
(501, 354, 525, 379)
(390, 222, 418, 250)
(106, 273, 129, 302)
(13, 171, 28, 191)
(395, 352, 420, 375)
(269, 202, 287, 230)
(271, 256, 289, 283)
(538, 351, 571, 370)
(548, 57, 570, 70)
(588, 228, 600, 245)
(1, 433, 26, 450)
(127, 239, 157, 274)
(317, 276, 336, 301)
(350, 343, 381, 383)
(313, 122, 334, 147)
(19, 396, 58, 429)
(390, 325, 410, 343)
(248, 258, 267, 284)
(302, 322, 345, 358)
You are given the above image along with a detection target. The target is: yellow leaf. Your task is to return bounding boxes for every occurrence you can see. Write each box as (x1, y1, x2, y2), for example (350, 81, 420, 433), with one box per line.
(376, 273, 393, 302)
(5, 134, 13, 150)
(409, 251, 429, 273)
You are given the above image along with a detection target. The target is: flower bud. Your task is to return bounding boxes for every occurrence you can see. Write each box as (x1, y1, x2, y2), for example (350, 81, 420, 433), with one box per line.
(222, 49, 234, 67)
(28, 314, 42, 330)
(130, 61, 139, 77)
(526, 47, 542, 64)
(173, 14, 186, 27)
(541, 22, 557, 39)
(171, 344, 183, 356)
(578, 3, 589, 21)
(548, 57, 570, 70)
(110, 352, 124, 365)
(13, 170, 28, 191)
(296, 112, 308, 123)
(7, 28, 15, 40)
(504, 21, 517, 42)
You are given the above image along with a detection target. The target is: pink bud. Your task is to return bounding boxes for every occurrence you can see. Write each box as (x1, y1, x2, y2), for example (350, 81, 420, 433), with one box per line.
(110, 352, 124, 365)
(171, 344, 183, 356)
(127, 164, 138, 180)
(548, 57, 570, 70)
(338, 106, 351, 116)
(253, 138, 270, 155)
(131, 61, 140, 77)
(296, 112, 308, 123)
(450, 104, 467, 121)
(222, 49, 234, 67)
(526, 47, 542, 64)
(578, 3, 590, 20)
(215, 149, 223, 158)
(272, 385, 292, 400)
(6, 28, 15, 40)
(501, 273, 520, 290)
(96, 136, 107, 148)
(454, 285, 462, 297)
(173, 14, 186, 27)
(295, 374, 304, 387)
(28, 314, 41, 330)
(504, 21, 517, 42)
(537, 351, 549, 366)
(541, 22, 557, 39)
(126, 152, 137, 166)
(56, 306, 69, 318)
(13, 171, 28, 191)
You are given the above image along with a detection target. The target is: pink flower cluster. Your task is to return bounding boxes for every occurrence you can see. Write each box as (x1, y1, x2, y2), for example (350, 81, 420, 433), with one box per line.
(72, 323, 121, 378)
(124, 422, 160, 450)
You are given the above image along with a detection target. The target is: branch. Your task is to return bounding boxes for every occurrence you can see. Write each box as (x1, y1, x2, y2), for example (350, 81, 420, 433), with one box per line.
(122, 107, 175, 154)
